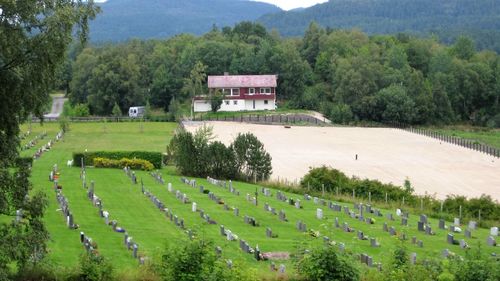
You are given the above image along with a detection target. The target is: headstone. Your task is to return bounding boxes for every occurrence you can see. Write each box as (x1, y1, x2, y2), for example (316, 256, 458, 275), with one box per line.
(464, 229, 471, 238)
(15, 209, 22, 222)
(419, 214, 428, 224)
(454, 218, 460, 226)
(339, 243, 345, 252)
(468, 221, 477, 230)
(410, 253, 416, 265)
(295, 200, 301, 209)
(459, 239, 468, 249)
(279, 264, 285, 274)
(401, 217, 408, 226)
(383, 223, 388, 232)
(192, 202, 197, 212)
(439, 219, 445, 230)
(417, 221, 424, 231)
(425, 225, 432, 235)
(234, 208, 239, 216)
(168, 183, 172, 192)
(316, 208, 323, 220)
(411, 236, 416, 244)
(387, 213, 394, 221)
(80, 232, 85, 243)
(487, 236, 496, 246)
(68, 213, 74, 228)
(442, 249, 450, 258)
(389, 227, 396, 236)
(133, 244, 138, 258)
(357, 230, 365, 240)
(447, 233, 455, 245)
(370, 238, 380, 247)
(335, 217, 340, 228)
(417, 240, 423, 248)
(491, 227, 499, 236)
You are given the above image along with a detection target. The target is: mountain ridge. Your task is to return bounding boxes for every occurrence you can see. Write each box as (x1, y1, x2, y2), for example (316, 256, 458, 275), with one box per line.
(89, 0, 282, 42)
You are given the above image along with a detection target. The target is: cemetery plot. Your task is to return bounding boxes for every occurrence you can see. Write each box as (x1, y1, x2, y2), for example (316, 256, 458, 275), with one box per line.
(22, 122, 498, 276)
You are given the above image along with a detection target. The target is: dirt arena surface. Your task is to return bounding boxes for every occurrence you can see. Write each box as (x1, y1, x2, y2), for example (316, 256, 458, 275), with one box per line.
(184, 121, 500, 200)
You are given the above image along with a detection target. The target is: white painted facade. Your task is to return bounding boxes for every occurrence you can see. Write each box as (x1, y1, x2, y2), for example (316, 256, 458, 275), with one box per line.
(194, 98, 275, 112)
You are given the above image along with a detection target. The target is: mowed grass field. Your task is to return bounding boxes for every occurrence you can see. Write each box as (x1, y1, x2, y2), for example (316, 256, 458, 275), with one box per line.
(428, 126, 500, 149)
(20, 122, 496, 277)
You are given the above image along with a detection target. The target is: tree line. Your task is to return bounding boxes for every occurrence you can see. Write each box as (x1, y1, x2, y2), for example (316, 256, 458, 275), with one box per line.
(60, 21, 500, 127)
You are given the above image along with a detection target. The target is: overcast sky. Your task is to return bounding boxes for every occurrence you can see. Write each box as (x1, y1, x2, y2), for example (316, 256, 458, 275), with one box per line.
(94, 1, 329, 11)
(253, 0, 328, 10)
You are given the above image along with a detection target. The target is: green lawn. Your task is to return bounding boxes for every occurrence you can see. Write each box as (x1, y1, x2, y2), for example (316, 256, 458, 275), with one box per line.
(20, 122, 496, 278)
(426, 126, 500, 149)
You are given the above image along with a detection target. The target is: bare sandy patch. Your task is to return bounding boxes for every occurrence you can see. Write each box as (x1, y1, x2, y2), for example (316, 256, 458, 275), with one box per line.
(184, 121, 500, 200)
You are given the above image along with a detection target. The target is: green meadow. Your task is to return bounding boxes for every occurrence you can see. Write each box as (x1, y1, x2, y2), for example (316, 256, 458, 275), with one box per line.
(21, 122, 495, 277)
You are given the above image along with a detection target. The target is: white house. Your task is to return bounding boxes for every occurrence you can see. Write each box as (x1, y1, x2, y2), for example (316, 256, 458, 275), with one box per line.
(194, 74, 277, 112)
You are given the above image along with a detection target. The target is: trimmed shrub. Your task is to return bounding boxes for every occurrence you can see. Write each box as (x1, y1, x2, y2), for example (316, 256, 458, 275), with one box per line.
(93, 157, 154, 171)
(73, 151, 162, 168)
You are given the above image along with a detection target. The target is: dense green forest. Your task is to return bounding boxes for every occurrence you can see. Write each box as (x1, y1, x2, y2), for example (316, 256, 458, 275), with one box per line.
(258, 0, 500, 53)
(61, 22, 500, 127)
(89, 0, 280, 42)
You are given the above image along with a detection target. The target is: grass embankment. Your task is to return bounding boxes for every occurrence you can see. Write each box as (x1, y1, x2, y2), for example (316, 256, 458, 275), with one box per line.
(426, 125, 500, 149)
(19, 122, 496, 278)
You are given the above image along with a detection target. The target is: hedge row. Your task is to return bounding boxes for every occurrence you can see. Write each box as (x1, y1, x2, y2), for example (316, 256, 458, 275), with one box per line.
(73, 151, 162, 168)
(93, 157, 154, 171)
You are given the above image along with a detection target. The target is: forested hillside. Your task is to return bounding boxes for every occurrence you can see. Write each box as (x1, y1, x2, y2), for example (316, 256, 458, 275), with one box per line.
(89, 0, 281, 42)
(59, 22, 500, 127)
(258, 0, 500, 52)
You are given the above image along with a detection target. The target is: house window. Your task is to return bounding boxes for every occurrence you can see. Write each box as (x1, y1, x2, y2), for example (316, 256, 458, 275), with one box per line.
(231, 88, 240, 96)
(264, 100, 268, 105)
(248, 88, 255, 95)
(260, 88, 271, 94)
(233, 100, 238, 105)
(221, 88, 231, 96)
(225, 100, 230, 105)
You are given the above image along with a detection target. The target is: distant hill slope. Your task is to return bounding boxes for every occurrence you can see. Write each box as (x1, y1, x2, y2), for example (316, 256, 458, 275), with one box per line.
(89, 0, 281, 42)
(258, 0, 500, 51)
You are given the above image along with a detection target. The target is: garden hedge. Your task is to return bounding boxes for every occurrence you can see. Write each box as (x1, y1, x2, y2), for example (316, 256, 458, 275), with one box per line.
(73, 151, 162, 168)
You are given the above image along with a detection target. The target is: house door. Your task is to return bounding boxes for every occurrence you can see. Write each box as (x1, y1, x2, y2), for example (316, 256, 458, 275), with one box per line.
(253, 100, 255, 109)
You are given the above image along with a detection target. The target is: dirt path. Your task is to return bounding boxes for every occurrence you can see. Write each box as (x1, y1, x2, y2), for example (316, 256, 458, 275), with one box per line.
(184, 121, 500, 200)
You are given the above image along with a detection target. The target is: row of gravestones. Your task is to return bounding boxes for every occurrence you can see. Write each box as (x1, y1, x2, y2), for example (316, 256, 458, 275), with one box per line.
(221, 177, 498, 255)
(203, 177, 495, 269)
(208, 180, 390, 268)
(123, 166, 138, 184)
(206, 179, 423, 272)
(21, 130, 47, 151)
(207, 176, 241, 196)
(150, 171, 165, 185)
(167, 178, 272, 264)
(33, 130, 63, 160)
(207, 179, 499, 272)
(81, 170, 145, 264)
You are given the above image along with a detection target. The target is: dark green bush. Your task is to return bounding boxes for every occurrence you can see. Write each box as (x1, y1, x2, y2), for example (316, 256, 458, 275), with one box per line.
(16, 157, 33, 167)
(73, 151, 162, 168)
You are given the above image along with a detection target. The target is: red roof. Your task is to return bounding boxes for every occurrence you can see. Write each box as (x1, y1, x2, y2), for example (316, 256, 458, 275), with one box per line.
(208, 75, 277, 88)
